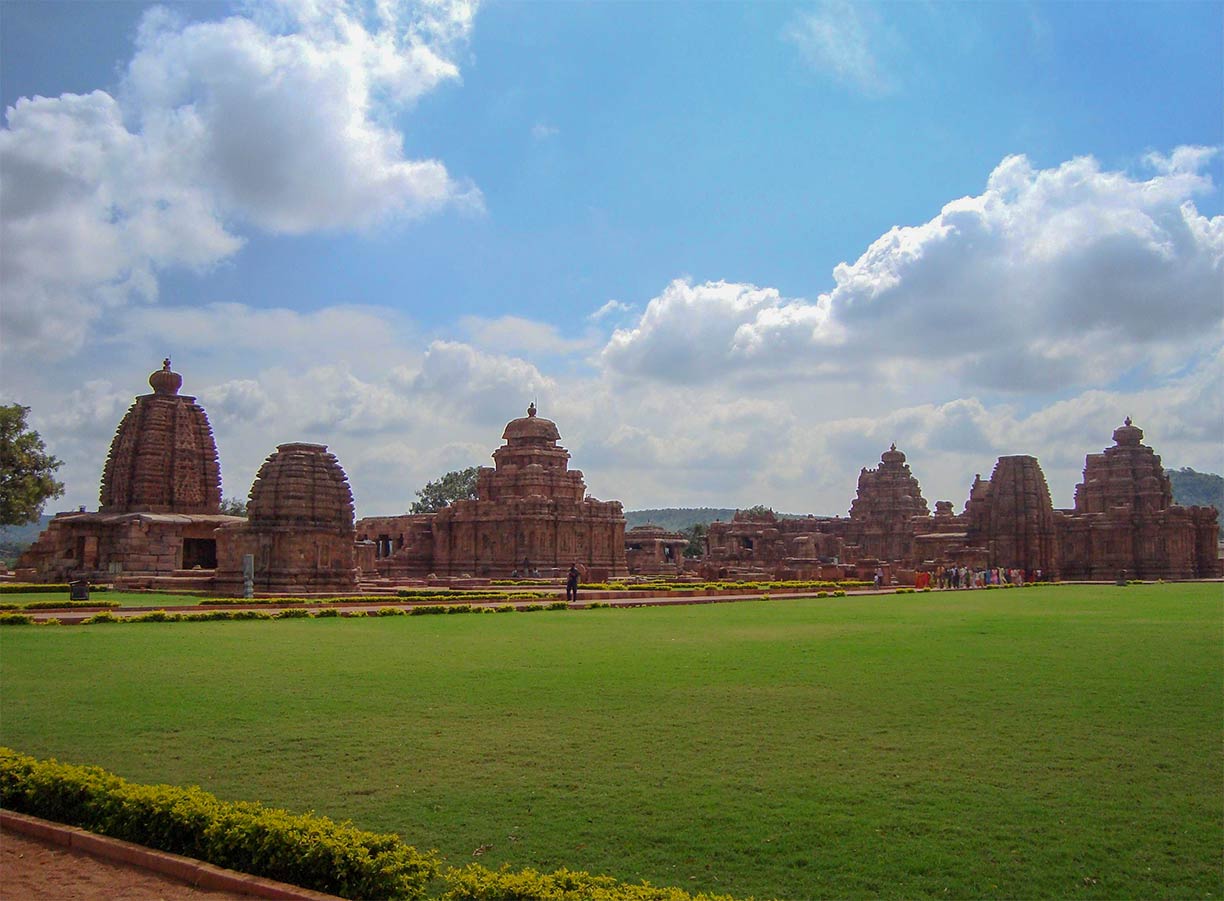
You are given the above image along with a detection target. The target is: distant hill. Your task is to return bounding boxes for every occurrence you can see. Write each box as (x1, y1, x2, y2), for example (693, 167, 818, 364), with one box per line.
(1168, 468, 1223, 515)
(0, 514, 52, 566)
(625, 507, 821, 532)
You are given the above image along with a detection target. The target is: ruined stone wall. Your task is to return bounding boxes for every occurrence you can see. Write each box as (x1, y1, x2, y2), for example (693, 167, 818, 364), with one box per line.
(430, 496, 627, 578)
(624, 526, 687, 576)
(703, 512, 848, 578)
(15, 513, 238, 583)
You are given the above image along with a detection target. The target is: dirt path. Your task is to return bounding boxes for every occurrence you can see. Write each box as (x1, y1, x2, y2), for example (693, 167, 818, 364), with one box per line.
(0, 830, 248, 900)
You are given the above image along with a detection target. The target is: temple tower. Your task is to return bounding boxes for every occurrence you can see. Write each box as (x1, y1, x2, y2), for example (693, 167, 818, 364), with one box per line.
(215, 443, 358, 595)
(100, 359, 221, 514)
(1058, 419, 1220, 579)
(847, 445, 929, 562)
(1073, 418, 1173, 515)
(425, 405, 627, 578)
(966, 455, 1059, 576)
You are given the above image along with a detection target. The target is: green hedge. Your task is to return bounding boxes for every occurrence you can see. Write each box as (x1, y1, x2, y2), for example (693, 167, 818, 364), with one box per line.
(0, 750, 754, 901)
(201, 590, 554, 606)
(442, 864, 746, 901)
(580, 580, 871, 593)
(0, 600, 120, 611)
(0, 604, 585, 627)
(0, 584, 111, 595)
(0, 748, 438, 899)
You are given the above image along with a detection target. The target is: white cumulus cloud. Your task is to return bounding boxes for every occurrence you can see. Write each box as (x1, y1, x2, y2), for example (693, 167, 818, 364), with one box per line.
(601, 149, 1224, 395)
(0, 0, 480, 360)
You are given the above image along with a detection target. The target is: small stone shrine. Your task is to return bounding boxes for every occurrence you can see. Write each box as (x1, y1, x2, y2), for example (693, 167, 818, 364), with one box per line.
(16, 361, 241, 584)
(624, 525, 688, 576)
(215, 443, 359, 595)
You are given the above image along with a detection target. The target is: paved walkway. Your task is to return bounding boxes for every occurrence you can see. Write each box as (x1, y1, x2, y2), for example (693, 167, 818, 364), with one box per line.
(1, 830, 247, 900)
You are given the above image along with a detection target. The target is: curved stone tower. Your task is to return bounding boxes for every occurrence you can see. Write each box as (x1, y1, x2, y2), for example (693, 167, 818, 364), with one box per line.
(966, 455, 1059, 575)
(100, 359, 221, 514)
(847, 444, 929, 562)
(215, 443, 357, 595)
(246, 443, 355, 529)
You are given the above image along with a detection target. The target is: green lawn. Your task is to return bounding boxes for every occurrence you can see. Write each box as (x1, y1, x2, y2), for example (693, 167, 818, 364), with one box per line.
(0, 590, 212, 608)
(1, 584, 1220, 900)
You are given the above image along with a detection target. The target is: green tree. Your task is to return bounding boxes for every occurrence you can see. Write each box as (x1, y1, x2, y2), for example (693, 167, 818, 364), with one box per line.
(682, 522, 708, 558)
(219, 496, 248, 516)
(0, 404, 65, 526)
(411, 466, 479, 514)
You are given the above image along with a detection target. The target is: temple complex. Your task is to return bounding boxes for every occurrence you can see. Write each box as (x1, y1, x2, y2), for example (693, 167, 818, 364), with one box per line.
(214, 443, 358, 595)
(15, 366, 1218, 591)
(16, 361, 242, 585)
(701, 423, 1218, 583)
(356, 405, 628, 579)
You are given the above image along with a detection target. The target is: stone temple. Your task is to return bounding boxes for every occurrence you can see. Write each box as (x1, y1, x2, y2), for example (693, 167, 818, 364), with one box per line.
(357, 404, 627, 579)
(214, 443, 358, 595)
(17, 361, 243, 586)
(1055, 419, 1219, 580)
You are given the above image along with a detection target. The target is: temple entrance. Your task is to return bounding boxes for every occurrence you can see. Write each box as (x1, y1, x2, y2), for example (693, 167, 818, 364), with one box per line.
(182, 538, 217, 569)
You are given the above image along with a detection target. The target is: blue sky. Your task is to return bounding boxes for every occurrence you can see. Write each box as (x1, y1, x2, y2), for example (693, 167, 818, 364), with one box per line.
(2, 0, 1221, 517)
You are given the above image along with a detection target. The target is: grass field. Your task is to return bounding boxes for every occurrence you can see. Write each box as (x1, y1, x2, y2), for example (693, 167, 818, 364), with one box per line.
(1, 584, 1220, 899)
(0, 590, 209, 608)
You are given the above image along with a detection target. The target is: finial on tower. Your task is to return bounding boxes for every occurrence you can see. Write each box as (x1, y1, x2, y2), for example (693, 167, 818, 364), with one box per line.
(149, 358, 182, 395)
(527, 402, 537, 418)
(1124, 416, 1132, 427)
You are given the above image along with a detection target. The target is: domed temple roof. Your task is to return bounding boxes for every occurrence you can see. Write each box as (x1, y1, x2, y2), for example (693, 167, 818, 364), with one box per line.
(880, 443, 906, 466)
(1112, 416, 1144, 447)
(99, 360, 222, 514)
(246, 443, 354, 529)
(502, 403, 562, 444)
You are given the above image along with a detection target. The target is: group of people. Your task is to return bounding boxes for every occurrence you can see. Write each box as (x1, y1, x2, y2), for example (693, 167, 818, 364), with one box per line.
(934, 566, 1038, 589)
(874, 566, 1042, 590)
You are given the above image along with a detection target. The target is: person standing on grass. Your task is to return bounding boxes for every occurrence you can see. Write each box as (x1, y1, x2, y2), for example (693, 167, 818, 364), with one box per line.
(566, 563, 580, 603)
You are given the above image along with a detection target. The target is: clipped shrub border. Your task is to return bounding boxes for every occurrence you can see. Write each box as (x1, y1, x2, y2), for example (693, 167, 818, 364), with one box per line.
(0, 748, 438, 899)
(201, 590, 554, 606)
(442, 863, 747, 901)
(1, 750, 751, 901)
(0, 600, 121, 612)
(0, 603, 585, 627)
(0, 583, 111, 595)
